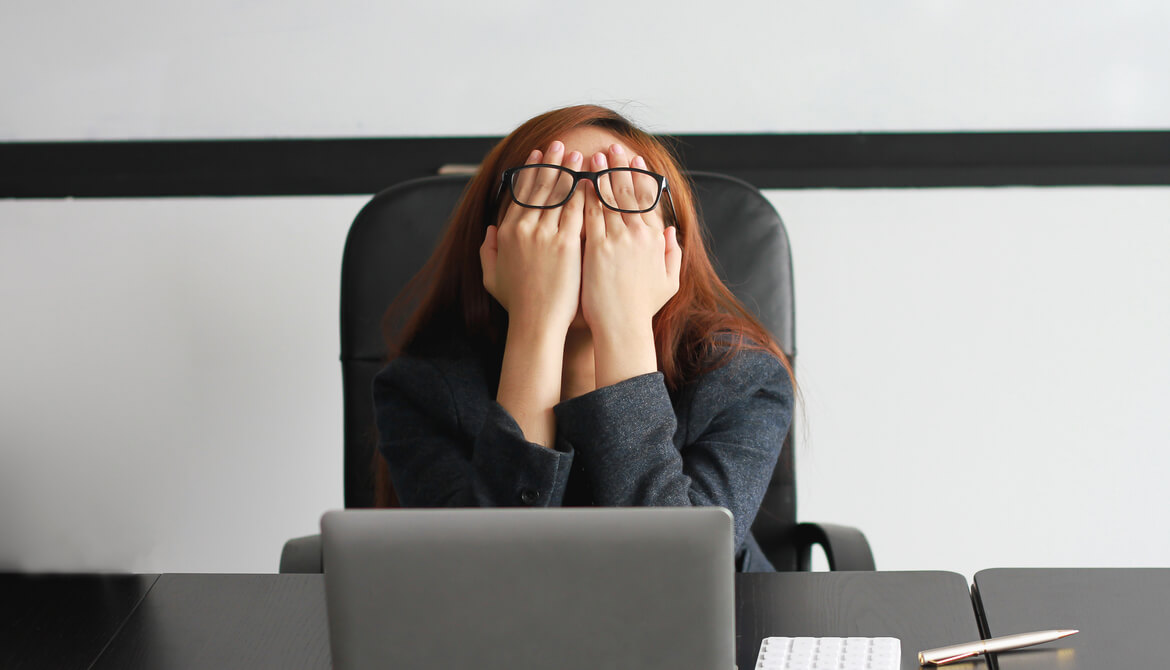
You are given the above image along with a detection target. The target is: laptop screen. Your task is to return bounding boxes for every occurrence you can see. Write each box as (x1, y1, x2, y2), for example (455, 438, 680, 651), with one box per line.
(322, 507, 735, 670)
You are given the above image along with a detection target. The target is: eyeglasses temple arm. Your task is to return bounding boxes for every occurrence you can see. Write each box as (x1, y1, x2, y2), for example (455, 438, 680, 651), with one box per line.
(663, 183, 679, 228)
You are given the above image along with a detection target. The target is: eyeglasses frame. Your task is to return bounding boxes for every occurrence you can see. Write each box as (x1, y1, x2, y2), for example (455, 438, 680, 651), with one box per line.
(494, 164, 677, 223)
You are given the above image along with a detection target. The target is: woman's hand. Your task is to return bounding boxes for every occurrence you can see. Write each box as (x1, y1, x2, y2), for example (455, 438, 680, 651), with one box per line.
(481, 141, 586, 447)
(480, 141, 586, 336)
(581, 144, 683, 387)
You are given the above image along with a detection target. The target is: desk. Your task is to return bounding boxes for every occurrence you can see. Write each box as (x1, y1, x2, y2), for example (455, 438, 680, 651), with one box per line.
(2, 571, 981, 669)
(90, 574, 331, 669)
(737, 571, 985, 670)
(0, 573, 158, 670)
(974, 568, 1170, 670)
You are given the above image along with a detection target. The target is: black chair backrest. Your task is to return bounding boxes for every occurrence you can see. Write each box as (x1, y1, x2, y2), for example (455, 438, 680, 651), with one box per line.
(339, 171, 801, 569)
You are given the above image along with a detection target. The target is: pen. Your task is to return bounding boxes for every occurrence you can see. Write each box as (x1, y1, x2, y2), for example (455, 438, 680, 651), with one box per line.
(918, 629, 1078, 665)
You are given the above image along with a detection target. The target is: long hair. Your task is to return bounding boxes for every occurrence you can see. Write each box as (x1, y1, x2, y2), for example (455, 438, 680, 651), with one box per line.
(373, 104, 791, 506)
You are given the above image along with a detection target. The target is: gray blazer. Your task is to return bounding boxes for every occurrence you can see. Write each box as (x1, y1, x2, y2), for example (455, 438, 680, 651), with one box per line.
(373, 339, 793, 572)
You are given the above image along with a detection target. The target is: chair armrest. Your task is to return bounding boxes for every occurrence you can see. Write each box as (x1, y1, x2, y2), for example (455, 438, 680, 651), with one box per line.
(280, 534, 323, 574)
(792, 522, 875, 571)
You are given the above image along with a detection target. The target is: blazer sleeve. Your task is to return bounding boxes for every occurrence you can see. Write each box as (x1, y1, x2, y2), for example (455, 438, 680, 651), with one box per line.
(552, 349, 792, 552)
(373, 356, 574, 508)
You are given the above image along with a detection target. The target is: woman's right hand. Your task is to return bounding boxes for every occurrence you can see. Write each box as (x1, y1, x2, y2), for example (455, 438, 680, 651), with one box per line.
(480, 141, 585, 337)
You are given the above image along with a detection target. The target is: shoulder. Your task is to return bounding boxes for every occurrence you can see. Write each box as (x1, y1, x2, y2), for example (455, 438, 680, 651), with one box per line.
(693, 339, 792, 402)
(678, 340, 794, 432)
(676, 341, 793, 449)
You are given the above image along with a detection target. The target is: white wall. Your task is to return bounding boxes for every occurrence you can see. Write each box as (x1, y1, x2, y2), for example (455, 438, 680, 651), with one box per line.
(0, 197, 361, 571)
(2, 1, 1169, 575)
(775, 186, 1170, 576)
(2, 1, 1168, 139)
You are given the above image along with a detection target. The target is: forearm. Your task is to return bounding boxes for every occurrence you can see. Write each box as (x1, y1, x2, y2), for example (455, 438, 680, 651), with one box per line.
(553, 352, 791, 550)
(496, 320, 567, 448)
(388, 402, 575, 509)
(374, 355, 575, 508)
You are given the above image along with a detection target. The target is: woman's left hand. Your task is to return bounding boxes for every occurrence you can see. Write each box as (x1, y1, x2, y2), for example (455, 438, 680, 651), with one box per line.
(581, 144, 682, 386)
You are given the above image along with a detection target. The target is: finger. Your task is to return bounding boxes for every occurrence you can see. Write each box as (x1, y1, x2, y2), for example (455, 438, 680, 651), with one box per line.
(606, 144, 643, 226)
(558, 150, 586, 238)
(480, 225, 499, 294)
(582, 179, 607, 242)
(509, 149, 544, 208)
(631, 155, 665, 230)
(593, 151, 627, 237)
(664, 225, 682, 291)
(530, 141, 567, 210)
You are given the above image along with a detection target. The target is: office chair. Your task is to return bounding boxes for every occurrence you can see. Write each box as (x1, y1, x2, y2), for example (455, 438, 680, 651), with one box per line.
(280, 172, 874, 573)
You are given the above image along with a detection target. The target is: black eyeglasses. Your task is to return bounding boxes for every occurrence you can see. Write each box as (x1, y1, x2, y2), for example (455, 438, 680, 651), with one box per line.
(496, 164, 676, 217)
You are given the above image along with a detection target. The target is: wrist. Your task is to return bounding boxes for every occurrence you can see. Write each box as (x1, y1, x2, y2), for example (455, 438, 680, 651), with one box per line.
(508, 303, 573, 341)
(592, 320, 658, 388)
(497, 324, 567, 448)
(505, 317, 569, 356)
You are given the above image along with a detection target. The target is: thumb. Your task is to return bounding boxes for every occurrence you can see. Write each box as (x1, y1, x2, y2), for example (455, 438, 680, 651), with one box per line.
(481, 225, 499, 291)
(664, 226, 682, 288)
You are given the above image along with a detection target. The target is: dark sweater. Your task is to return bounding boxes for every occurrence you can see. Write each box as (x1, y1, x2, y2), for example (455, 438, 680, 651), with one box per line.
(372, 339, 793, 572)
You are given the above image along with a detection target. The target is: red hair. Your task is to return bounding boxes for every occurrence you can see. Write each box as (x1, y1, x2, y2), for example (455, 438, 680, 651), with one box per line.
(374, 105, 791, 506)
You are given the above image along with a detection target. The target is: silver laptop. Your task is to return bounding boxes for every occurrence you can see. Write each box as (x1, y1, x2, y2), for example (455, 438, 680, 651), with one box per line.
(321, 507, 736, 670)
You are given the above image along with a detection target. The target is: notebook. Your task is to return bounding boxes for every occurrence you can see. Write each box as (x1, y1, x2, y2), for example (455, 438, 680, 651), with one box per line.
(755, 637, 901, 670)
(321, 507, 736, 670)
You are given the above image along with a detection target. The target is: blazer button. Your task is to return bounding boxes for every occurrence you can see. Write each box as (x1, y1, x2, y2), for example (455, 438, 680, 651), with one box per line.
(519, 488, 539, 505)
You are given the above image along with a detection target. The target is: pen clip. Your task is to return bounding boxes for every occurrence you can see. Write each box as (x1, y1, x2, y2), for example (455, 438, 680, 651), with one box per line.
(929, 650, 978, 666)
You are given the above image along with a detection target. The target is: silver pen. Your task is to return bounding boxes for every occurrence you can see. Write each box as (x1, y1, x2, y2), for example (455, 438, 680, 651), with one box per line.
(919, 629, 1079, 665)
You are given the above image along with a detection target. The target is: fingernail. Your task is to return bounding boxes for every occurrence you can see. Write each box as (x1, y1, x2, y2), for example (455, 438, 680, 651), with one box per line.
(611, 144, 624, 155)
(528, 149, 540, 161)
(594, 152, 607, 168)
(568, 150, 582, 163)
(549, 141, 563, 153)
(633, 155, 645, 168)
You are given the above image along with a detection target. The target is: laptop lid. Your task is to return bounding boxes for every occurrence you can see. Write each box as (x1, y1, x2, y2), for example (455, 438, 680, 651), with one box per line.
(321, 507, 735, 670)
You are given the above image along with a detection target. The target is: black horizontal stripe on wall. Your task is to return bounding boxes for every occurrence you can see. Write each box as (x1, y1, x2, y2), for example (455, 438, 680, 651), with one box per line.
(2, 131, 1168, 198)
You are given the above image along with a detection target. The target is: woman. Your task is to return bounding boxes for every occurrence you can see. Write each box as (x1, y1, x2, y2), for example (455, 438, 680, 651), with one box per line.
(373, 104, 793, 572)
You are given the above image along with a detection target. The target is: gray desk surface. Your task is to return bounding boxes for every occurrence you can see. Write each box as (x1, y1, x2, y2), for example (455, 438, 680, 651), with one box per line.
(974, 568, 1170, 670)
(737, 571, 987, 670)
(90, 573, 331, 670)
(0, 570, 984, 670)
(10, 568, 1163, 668)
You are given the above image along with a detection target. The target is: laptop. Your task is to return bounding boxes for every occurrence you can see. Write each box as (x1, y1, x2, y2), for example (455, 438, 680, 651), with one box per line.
(321, 507, 736, 670)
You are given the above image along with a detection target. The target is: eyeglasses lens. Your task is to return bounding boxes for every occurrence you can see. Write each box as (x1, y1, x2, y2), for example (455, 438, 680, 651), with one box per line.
(510, 166, 576, 208)
(596, 170, 661, 212)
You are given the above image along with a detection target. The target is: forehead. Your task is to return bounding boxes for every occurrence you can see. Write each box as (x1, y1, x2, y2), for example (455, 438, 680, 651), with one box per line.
(557, 125, 630, 158)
